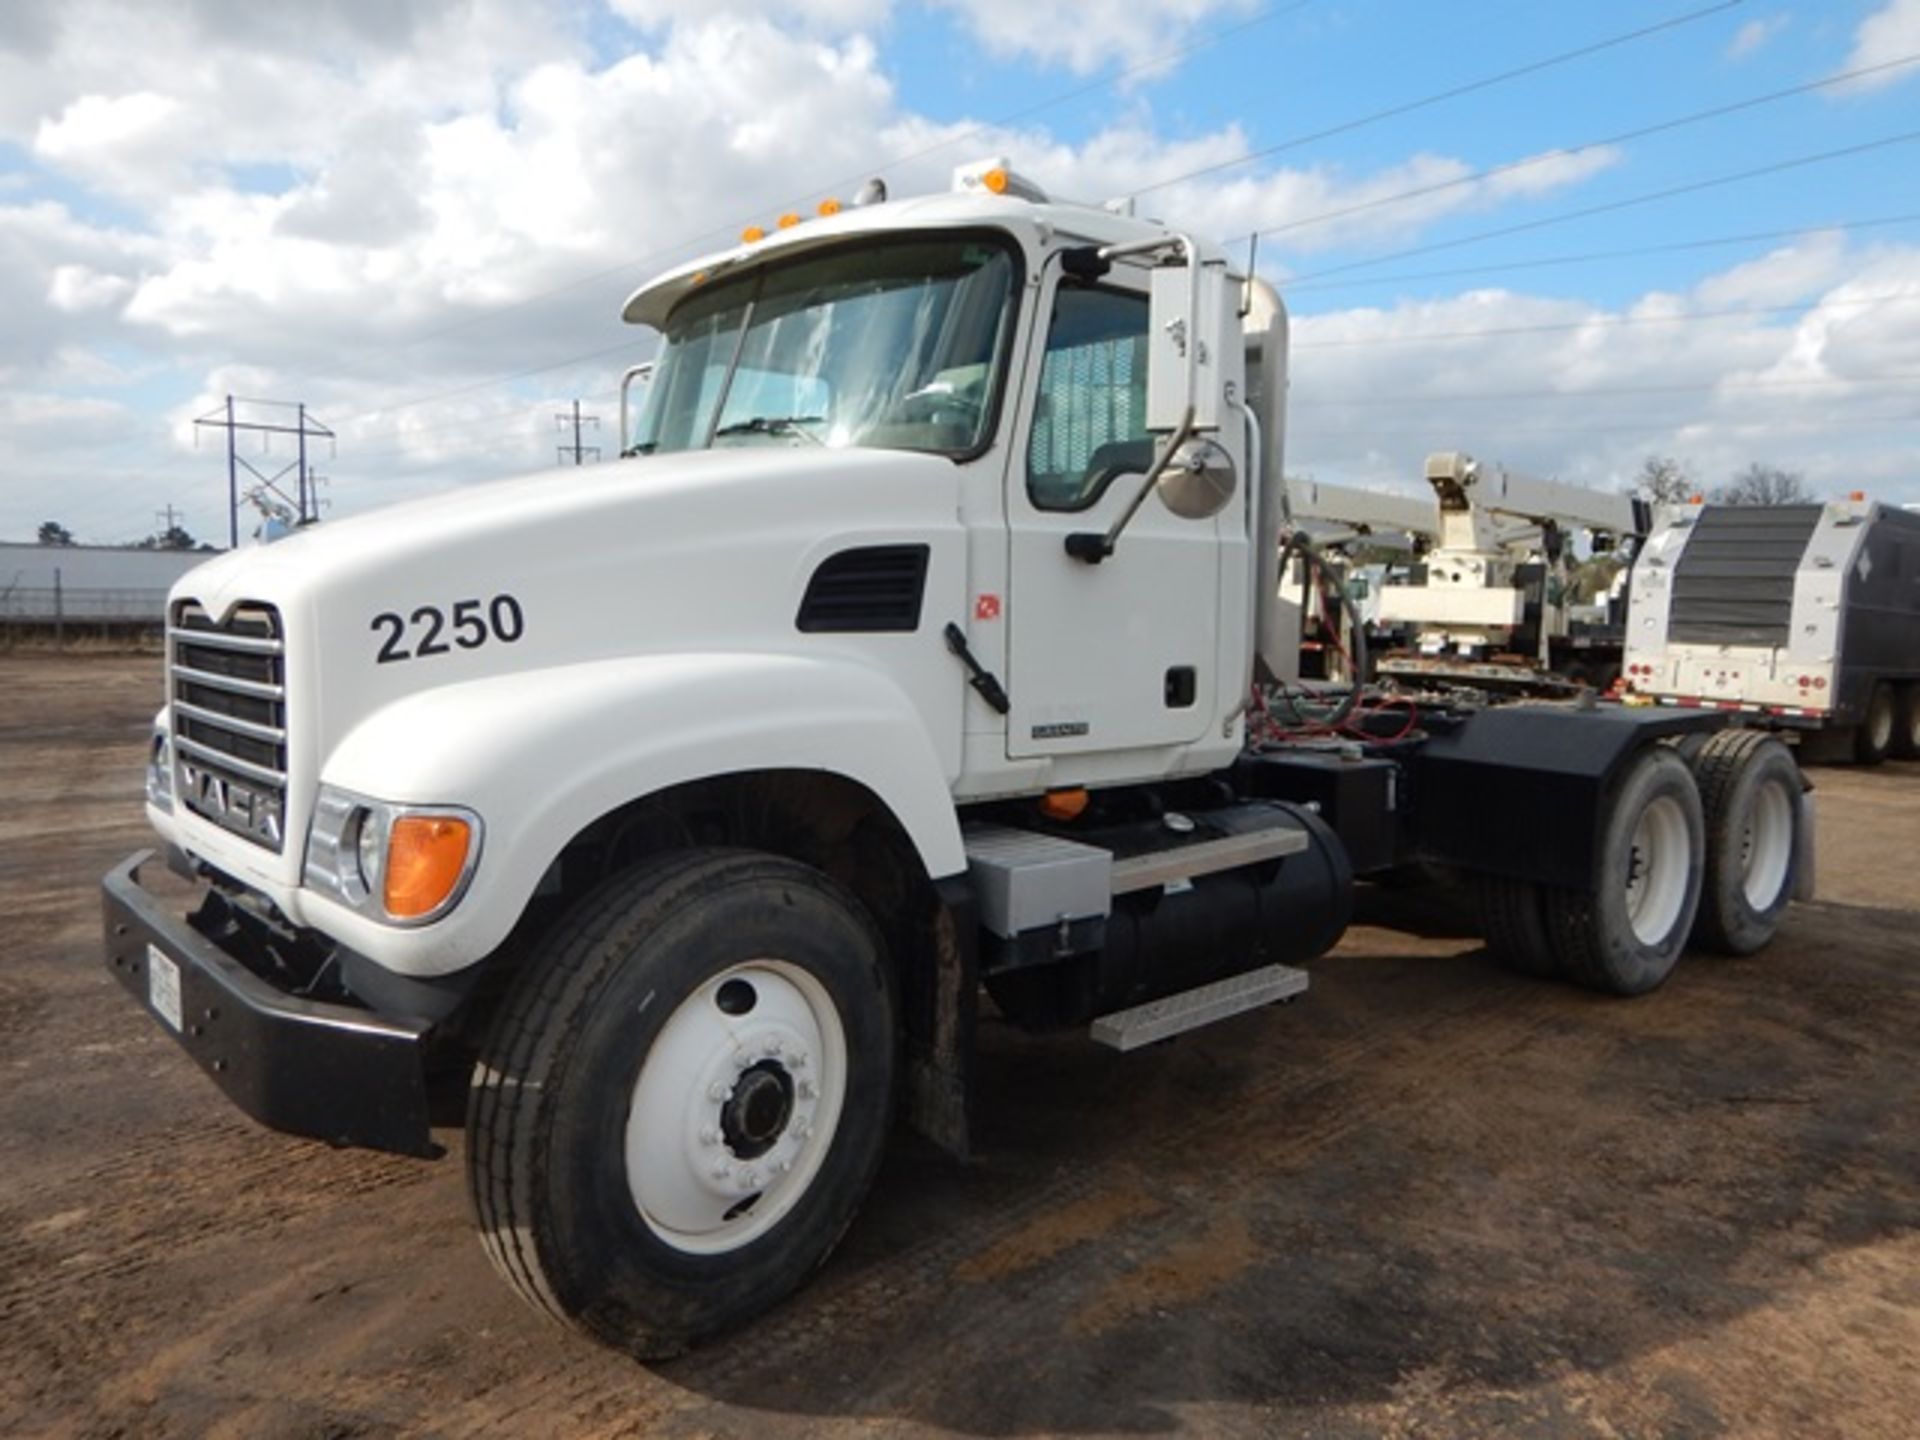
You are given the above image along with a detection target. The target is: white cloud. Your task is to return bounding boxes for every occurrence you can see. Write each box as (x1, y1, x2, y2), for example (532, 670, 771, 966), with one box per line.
(1841, 0, 1920, 90)
(609, 0, 889, 30)
(47, 262, 134, 312)
(5, 0, 1911, 541)
(1283, 240, 1920, 506)
(932, 0, 1257, 75)
(33, 91, 191, 199)
(1727, 15, 1787, 60)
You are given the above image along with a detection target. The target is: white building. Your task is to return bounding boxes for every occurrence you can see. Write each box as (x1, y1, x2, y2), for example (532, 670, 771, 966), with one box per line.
(0, 543, 218, 622)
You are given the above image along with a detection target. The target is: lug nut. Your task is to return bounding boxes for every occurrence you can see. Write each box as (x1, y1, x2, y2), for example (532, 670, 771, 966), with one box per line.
(708, 1081, 728, 1101)
(699, 1126, 719, 1146)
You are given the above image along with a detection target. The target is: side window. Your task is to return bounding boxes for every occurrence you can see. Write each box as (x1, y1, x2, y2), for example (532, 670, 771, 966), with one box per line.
(1026, 285, 1151, 511)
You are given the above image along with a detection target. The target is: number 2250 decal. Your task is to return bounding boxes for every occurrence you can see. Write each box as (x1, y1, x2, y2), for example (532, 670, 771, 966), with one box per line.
(372, 594, 525, 664)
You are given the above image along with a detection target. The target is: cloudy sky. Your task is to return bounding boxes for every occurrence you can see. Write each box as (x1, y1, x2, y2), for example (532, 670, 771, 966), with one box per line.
(1, 0, 1916, 546)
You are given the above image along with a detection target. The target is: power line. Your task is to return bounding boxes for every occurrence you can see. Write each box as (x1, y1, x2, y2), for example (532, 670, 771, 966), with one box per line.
(1292, 371, 1920, 407)
(1127, 0, 1745, 200)
(1283, 212, 1920, 294)
(337, 388, 623, 465)
(326, 340, 640, 434)
(1290, 410, 1920, 440)
(324, 4, 1733, 435)
(1245, 51, 1920, 249)
(333, 34, 1891, 446)
(1293, 290, 1920, 349)
(1280, 128, 1920, 284)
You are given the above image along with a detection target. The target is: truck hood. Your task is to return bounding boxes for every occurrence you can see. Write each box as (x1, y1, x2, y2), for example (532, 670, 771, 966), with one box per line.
(167, 445, 969, 858)
(178, 445, 958, 613)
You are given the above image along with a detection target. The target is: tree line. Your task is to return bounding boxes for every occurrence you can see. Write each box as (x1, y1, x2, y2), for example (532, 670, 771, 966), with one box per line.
(1631, 458, 1813, 507)
(34, 520, 209, 550)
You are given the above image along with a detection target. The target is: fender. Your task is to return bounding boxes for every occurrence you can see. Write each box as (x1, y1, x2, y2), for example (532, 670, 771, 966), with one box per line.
(297, 652, 964, 977)
(1409, 703, 1729, 889)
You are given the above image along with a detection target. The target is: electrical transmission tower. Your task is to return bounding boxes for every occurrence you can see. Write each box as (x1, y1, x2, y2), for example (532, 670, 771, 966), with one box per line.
(556, 400, 600, 466)
(193, 397, 336, 548)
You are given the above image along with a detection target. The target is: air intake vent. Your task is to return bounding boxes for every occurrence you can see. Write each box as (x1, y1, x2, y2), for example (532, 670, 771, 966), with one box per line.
(170, 600, 288, 852)
(797, 545, 930, 633)
(1668, 505, 1822, 648)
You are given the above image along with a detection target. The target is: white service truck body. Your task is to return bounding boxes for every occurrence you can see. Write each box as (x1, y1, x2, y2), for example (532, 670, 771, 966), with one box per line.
(1624, 498, 1920, 761)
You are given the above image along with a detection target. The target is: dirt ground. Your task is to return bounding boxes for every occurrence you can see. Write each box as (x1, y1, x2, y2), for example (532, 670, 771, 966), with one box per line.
(2, 652, 1915, 1439)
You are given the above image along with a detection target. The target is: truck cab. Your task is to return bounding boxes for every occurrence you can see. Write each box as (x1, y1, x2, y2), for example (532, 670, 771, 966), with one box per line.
(103, 158, 1808, 1360)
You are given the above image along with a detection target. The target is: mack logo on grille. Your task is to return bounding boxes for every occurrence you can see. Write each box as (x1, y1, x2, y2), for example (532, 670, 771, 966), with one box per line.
(181, 759, 284, 847)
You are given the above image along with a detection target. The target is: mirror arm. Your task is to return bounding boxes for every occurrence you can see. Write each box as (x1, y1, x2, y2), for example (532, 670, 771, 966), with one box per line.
(1064, 405, 1196, 564)
(618, 361, 656, 456)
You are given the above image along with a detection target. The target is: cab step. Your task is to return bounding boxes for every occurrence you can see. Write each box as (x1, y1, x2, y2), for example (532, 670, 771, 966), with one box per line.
(1089, 963, 1310, 1051)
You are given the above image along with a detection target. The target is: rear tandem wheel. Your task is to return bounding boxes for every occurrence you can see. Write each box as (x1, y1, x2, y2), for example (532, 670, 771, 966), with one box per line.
(1690, 729, 1802, 956)
(1545, 744, 1705, 996)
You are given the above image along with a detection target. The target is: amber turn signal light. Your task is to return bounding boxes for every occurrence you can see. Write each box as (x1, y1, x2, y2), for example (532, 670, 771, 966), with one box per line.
(1039, 787, 1089, 821)
(384, 814, 474, 920)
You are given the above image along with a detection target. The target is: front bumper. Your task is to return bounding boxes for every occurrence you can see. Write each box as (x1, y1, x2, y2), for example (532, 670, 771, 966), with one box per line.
(101, 850, 437, 1157)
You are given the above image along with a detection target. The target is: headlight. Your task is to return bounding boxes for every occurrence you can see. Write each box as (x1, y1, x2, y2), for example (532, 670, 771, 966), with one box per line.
(305, 786, 482, 926)
(146, 731, 174, 812)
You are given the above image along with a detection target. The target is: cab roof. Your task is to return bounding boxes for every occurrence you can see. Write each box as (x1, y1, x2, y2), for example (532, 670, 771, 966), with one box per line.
(619, 189, 1226, 330)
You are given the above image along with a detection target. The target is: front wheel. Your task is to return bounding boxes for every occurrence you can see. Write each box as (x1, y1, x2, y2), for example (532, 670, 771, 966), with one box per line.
(1546, 745, 1705, 996)
(467, 849, 896, 1357)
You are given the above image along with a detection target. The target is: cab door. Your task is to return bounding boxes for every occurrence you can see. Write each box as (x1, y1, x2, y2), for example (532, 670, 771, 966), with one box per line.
(1004, 268, 1227, 760)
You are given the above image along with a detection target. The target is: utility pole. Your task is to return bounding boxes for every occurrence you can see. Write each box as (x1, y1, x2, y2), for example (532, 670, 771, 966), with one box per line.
(194, 397, 335, 547)
(556, 401, 600, 466)
(155, 503, 183, 536)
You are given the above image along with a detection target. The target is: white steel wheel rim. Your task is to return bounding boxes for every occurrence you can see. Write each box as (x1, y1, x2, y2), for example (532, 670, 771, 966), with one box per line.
(1740, 780, 1795, 910)
(1624, 795, 1691, 946)
(624, 959, 848, 1256)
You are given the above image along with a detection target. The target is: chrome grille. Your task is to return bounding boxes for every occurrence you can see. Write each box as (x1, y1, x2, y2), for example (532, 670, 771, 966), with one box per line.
(170, 601, 288, 851)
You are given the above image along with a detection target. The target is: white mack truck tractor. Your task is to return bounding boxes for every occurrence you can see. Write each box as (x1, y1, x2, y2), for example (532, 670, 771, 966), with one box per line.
(104, 158, 1813, 1358)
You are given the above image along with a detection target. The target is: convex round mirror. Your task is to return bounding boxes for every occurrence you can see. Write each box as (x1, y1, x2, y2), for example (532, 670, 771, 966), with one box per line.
(1157, 437, 1238, 520)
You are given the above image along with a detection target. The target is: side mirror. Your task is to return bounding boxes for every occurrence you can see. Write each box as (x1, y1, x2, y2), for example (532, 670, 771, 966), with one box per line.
(1157, 437, 1238, 520)
(1145, 259, 1229, 434)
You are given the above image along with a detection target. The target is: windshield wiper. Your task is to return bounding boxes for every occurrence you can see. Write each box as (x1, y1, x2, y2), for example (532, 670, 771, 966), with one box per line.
(712, 415, 825, 443)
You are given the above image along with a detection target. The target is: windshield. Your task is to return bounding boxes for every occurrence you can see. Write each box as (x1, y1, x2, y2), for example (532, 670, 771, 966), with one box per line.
(632, 236, 1018, 458)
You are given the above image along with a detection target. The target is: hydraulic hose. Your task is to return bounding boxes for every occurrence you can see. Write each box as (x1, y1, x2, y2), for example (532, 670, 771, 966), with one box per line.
(1278, 530, 1368, 730)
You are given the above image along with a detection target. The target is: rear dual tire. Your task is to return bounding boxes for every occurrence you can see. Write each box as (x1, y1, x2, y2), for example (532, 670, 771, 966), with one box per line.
(1891, 682, 1920, 762)
(1479, 734, 1800, 989)
(1545, 745, 1704, 996)
(1690, 730, 1802, 955)
(1479, 746, 1703, 995)
(1855, 682, 1897, 765)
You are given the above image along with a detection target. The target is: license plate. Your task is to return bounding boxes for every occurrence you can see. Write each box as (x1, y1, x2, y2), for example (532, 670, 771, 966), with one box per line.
(147, 944, 183, 1032)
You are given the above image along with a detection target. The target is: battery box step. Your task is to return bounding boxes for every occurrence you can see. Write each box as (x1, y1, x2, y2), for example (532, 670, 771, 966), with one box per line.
(1089, 962, 1310, 1051)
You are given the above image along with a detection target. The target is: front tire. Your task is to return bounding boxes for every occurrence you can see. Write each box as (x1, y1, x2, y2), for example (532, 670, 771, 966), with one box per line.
(467, 849, 896, 1357)
(1546, 745, 1705, 996)
(1690, 730, 1801, 955)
